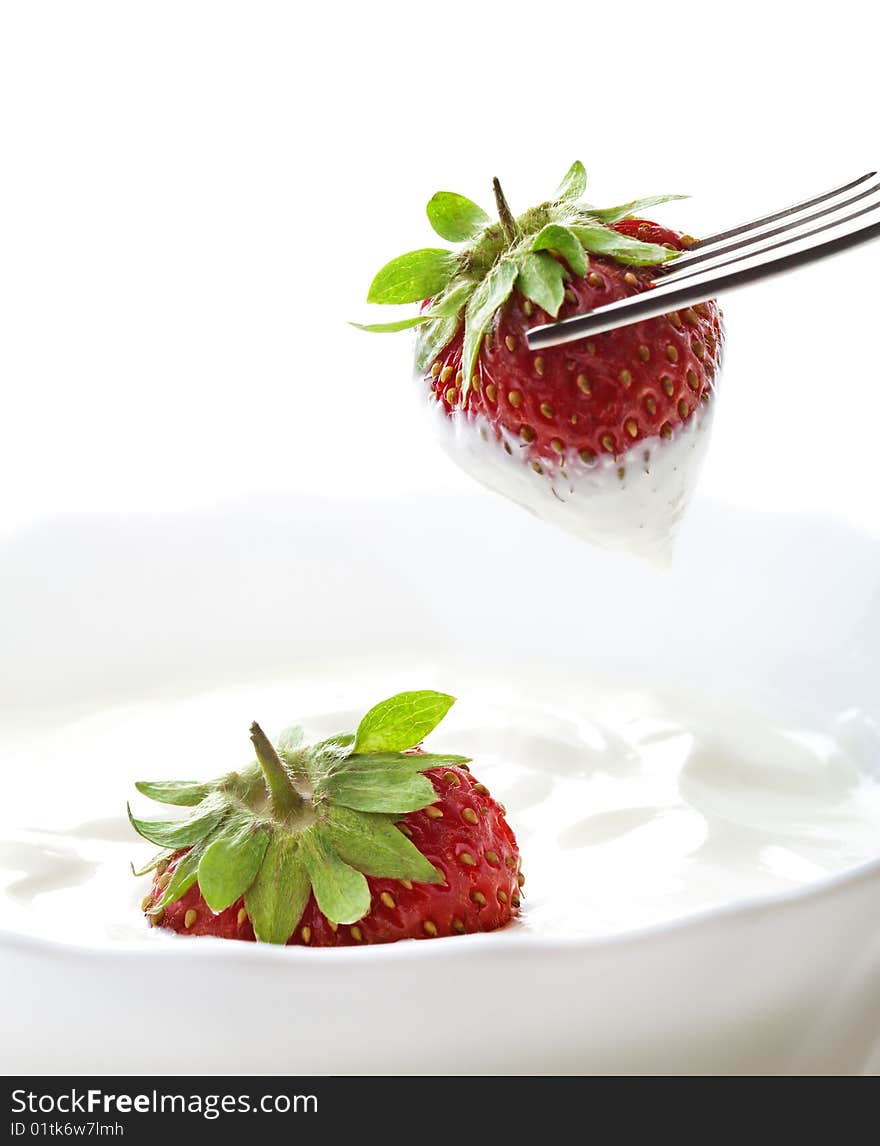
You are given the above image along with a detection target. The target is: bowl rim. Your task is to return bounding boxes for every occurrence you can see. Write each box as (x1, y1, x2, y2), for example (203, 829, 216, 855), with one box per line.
(3, 846, 879, 967)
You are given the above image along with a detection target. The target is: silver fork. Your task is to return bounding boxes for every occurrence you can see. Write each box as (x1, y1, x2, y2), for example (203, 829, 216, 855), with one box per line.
(526, 172, 880, 349)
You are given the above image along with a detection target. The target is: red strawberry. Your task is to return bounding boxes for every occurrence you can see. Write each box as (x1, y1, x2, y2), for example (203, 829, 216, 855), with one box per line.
(132, 691, 521, 946)
(143, 763, 519, 945)
(357, 163, 724, 556)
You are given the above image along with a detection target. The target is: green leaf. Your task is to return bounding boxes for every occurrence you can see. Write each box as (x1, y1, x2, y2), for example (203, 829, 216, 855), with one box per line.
(426, 279, 473, 318)
(148, 842, 205, 913)
(531, 223, 587, 277)
(217, 763, 264, 803)
(301, 832, 371, 925)
(367, 249, 458, 305)
(277, 724, 304, 754)
(555, 160, 587, 203)
(245, 831, 311, 944)
(427, 191, 491, 243)
(272, 725, 316, 786)
(585, 194, 688, 225)
(134, 780, 213, 807)
(320, 807, 442, 883)
(322, 767, 437, 814)
(354, 690, 456, 754)
(274, 724, 309, 773)
(414, 314, 459, 372)
(127, 800, 227, 849)
(569, 222, 679, 267)
(130, 849, 175, 878)
(304, 733, 356, 784)
(517, 251, 567, 317)
(316, 732, 356, 758)
(350, 316, 432, 333)
(461, 258, 519, 388)
(334, 751, 470, 775)
(197, 817, 270, 913)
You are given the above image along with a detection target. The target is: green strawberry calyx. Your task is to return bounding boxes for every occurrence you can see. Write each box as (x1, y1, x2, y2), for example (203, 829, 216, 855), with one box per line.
(353, 161, 687, 391)
(129, 690, 468, 944)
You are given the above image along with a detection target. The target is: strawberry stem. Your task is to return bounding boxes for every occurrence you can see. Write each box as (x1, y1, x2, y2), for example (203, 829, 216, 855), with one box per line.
(250, 722, 305, 817)
(493, 177, 517, 246)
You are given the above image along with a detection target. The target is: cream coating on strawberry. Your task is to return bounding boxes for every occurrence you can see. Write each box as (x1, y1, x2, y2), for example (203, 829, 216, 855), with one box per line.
(131, 691, 521, 946)
(432, 400, 714, 561)
(357, 162, 724, 558)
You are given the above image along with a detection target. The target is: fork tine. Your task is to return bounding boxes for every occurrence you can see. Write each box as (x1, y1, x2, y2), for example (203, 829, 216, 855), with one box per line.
(526, 204, 880, 349)
(660, 176, 880, 278)
(650, 194, 880, 292)
(686, 171, 877, 251)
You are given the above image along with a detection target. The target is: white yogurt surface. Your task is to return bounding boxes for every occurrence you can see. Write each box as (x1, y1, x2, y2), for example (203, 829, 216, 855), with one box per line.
(431, 401, 715, 562)
(2, 666, 879, 948)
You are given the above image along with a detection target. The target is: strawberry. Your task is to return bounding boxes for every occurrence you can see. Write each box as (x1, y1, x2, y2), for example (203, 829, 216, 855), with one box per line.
(131, 691, 521, 945)
(356, 162, 724, 555)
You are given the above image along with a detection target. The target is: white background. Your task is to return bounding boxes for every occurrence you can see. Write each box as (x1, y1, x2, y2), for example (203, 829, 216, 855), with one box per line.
(1, 1, 877, 538)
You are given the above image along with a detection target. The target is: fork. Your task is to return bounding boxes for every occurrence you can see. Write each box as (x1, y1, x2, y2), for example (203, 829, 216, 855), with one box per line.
(525, 171, 880, 349)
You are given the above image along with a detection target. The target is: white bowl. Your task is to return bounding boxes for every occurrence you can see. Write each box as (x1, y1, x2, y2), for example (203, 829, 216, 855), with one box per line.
(1, 493, 878, 1075)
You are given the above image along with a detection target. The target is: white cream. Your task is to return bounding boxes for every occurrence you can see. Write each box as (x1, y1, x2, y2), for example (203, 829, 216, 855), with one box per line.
(2, 669, 879, 947)
(430, 401, 715, 562)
